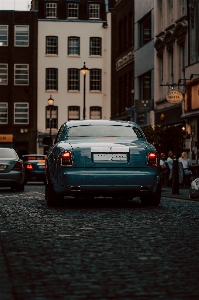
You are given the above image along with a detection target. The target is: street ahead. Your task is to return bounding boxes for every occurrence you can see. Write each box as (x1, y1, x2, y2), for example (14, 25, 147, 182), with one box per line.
(0, 184, 199, 299)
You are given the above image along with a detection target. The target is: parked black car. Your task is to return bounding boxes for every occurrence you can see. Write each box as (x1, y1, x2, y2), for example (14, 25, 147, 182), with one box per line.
(22, 154, 46, 184)
(0, 148, 25, 191)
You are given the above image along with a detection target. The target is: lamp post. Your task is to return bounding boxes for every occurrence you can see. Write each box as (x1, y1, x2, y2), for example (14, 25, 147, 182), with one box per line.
(47, 95, 54, 137)
(80, 62, 89, 120)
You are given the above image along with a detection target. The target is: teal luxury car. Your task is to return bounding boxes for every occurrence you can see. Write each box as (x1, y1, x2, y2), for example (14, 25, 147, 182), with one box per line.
(44, 120, 161, 207)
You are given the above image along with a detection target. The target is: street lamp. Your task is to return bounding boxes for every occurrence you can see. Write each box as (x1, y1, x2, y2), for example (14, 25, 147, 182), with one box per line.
(47, 95, 54, 137)
(80, 62, 89, 120)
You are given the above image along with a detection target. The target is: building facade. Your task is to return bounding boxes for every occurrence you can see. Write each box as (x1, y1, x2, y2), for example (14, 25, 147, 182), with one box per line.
(154, 0, 199, 159)
(111, 0, 134, 121)
(32, 0, 115, 154)
(134, 0, 154, 127)
(0, 10, 38, 157)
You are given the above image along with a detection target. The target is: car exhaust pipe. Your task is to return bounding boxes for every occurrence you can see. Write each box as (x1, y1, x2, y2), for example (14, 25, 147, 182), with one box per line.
(140, 186, 150, 195)
(70, 186, 81, 192)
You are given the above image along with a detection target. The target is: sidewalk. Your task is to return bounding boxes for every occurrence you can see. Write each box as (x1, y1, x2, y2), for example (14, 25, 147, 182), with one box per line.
(161, 186, 190, 200)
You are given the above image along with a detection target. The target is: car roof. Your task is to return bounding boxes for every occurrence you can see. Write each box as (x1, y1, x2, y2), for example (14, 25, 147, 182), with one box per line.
(62, 119, 138, 128)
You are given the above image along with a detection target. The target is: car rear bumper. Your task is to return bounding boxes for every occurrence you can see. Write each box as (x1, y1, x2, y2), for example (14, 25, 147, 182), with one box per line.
(0, 172, 24, 187)
(53, 169, 159, 196)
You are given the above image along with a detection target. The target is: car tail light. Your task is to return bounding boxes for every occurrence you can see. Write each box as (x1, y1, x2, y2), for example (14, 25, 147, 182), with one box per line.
(26, 164, 33, 170)
(12, 161, 23, 171)
(61, 151, 73, 166)
(148, 152, 157, 166)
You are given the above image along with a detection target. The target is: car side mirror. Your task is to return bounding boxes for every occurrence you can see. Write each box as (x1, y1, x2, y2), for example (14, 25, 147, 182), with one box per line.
(43, 136, 53, 146)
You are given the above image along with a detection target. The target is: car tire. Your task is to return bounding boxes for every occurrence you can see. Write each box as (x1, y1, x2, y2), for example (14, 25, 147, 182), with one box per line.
(16, 183, 25, 192)
(140, 184, 161, 206)
(46, 180, 64, 207)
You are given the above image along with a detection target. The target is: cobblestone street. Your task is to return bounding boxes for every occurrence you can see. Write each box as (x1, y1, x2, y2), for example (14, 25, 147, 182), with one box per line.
(0, 184, 199, 299)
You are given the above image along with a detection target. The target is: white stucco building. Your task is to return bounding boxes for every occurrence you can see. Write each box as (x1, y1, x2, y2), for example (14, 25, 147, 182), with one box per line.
(35, 0, 113, 153)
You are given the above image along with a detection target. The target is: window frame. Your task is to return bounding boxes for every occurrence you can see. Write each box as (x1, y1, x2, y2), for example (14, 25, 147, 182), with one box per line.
(14, 25, 29, 47)
(68, 68, 80, 91)
(14, 103, 29, 124)
(90, 69, 102, 91)
(46, 36, 58, 55)
(68, 36, 80, 55)
(14, 64, 29, 86)
(139, 71, 151, 100)
(46, 105, 58, 129)
(139, 12, 151, 47)
(90, 106, 102, 119)
(89, 4, 100, 19)
(0, 103, 8, 124)
(45, 2, 57, 18)
(0, 64, 8, 85)
(67, 2, 79, 19)
(68, 106, 80, 120)
(90, 37, 102, 56)
(0, 25, 8, 46)
(46, 68, 58, 91)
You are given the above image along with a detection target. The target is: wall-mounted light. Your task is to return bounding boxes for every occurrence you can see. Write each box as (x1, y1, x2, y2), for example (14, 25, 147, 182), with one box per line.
(160, 113, 165, 121)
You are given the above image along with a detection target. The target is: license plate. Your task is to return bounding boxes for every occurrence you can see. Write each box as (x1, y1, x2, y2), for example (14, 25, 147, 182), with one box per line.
(38, 165, 45, 169)
(0, 165, 6, 170)
(93, 153, 127, 162)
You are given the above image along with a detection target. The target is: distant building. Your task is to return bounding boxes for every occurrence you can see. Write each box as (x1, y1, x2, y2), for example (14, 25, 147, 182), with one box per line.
(0, 10, 38, 157)
(154, 0, 199, 158)
(31, 0, 115, 154)
(134, 0, 154, 127)
(111, 0, 134, 121)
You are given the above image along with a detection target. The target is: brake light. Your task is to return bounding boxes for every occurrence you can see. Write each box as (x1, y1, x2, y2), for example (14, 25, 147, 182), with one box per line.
(148, 152, 157, 166)
(12, 161, 23, 171)
(26, 164, 33, 170)
(61, 151, 73, 166)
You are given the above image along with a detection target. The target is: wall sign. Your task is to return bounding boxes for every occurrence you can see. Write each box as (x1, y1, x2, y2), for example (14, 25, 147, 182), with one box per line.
(0, 134, 13, 143)
(166, 90, 183, 104)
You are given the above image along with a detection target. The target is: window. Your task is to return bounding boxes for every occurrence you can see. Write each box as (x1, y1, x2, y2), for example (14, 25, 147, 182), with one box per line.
(46, 106, 58, 129)
(89, 4, 100, 19)
(140, 71, 151, 99)
(68, 69, 80, 90)
(46, 68, 58, 90)
(46, 36, 58, 55)
(14, 103, 29, 124)
(0, 25, 8, 46)
(68, 37, 80, 55)
(0, 103, 8, 124)
(90, 69, 101, 91)
(14, 64, 29, 85)
(67, 3, 79, 18)
(90, 37, 102, 55)
(0, 64, 8, 85)
(14, 25, 29, 47)
(140, 13, 151, 47)
(68, 106, 80, 120)
(46, 3, 57, 18)
(90, 106, 101, 119)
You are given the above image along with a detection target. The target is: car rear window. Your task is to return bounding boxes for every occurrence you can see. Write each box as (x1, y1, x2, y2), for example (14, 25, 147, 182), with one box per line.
(0, 148, 17, 159)
(67, 125, 143, 138)
(23, 156, 46, 161)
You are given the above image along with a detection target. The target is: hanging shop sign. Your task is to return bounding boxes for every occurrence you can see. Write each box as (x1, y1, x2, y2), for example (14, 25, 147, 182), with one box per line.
(166, 90, 183, 104)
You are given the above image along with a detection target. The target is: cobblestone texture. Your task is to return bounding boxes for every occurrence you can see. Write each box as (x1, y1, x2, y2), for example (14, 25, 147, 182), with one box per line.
(0, 184, 199, 299)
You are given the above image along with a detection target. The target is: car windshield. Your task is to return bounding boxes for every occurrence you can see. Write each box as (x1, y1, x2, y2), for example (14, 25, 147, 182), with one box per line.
(23, 156, 46, 161)
(0, 148, 17, 159)
(67, 125, 143, 138)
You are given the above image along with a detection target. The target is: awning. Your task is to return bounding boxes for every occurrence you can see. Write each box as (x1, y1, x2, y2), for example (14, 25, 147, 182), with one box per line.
(181, 110, 199, 119)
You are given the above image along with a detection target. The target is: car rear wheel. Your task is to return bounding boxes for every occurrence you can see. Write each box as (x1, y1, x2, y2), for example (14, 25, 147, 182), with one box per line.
(16, 182, 25, 192)
(140, 185, 161, 206)
(46, 180, 64, 207)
